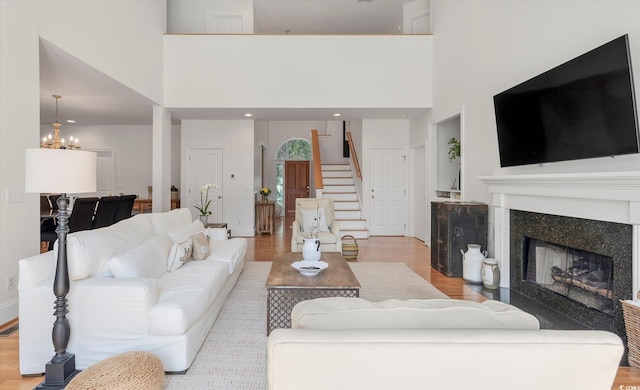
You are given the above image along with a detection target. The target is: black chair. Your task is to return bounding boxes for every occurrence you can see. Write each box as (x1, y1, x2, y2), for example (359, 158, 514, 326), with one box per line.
(49, 194, 61, 212)
(114, 195, 137, 223)
(40, 195, 56, 250)
(41, 197, 98, 250)
(68, 197, 99, 233)
(40, 195, 51, 212)
(92, 196, 120, 229)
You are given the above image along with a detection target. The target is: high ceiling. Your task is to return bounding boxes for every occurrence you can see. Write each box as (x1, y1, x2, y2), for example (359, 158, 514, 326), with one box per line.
(40, 0, 426, 126)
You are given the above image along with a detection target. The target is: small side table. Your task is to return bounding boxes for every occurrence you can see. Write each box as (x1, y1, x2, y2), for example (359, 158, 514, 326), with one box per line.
(255, 201, 275, 235)
(205, 222, 231, 239)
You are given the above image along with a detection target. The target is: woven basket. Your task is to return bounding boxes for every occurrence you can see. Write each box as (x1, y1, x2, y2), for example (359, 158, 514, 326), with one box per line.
(67, 351, 164, 390)
(622, 299, 640, 368)
(341, 235, 358, 261)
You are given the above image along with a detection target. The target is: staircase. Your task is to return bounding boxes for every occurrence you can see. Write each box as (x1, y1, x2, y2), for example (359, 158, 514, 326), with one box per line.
(321, 164, 369, 240)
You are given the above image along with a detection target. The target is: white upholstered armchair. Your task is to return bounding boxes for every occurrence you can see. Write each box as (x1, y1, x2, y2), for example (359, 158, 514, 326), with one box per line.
(291, 198, 341, 252)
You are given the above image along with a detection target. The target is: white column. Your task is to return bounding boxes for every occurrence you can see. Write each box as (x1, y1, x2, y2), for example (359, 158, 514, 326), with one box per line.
(493, 193, 510, 288)
(152, 106, 171, 212)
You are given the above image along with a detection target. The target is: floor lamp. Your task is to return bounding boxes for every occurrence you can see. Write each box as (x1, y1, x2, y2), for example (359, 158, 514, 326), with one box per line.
(25, 148, 97, 389)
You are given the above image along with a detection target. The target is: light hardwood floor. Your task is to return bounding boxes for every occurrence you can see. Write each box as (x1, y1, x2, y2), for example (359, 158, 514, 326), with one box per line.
(2, 216, 639, 388)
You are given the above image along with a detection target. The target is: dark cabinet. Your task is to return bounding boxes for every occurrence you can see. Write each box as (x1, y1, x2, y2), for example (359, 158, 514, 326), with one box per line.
(431, 202, 488, 277)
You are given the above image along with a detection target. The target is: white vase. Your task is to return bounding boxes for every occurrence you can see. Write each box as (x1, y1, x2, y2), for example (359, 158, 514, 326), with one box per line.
(199, 215, 208, 225)
(482, 258, 500, 289)
(302, 238, 321, 261)
(462, 244, 485, 283)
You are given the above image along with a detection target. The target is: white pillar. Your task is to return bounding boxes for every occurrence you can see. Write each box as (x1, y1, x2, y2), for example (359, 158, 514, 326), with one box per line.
(152, 106, 171, 212)
(493, 193, 510, 288)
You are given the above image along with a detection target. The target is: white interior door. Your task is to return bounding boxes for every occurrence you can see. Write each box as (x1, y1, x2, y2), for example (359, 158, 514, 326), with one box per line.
(186, 148, 223, 222)
(413, 145, 426, 242)
(369, 148, 406, 236)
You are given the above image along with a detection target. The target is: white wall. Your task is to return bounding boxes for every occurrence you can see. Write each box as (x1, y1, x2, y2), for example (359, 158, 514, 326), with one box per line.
(431, 0, 640, 208)
(167, 0, 254, 33)
(181, 120, 255, 236)
(0, 0, 165, 325)
(164, 34, 432, 109)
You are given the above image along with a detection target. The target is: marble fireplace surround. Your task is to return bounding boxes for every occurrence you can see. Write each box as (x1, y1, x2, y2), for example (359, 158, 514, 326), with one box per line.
(479, 171, 640, 301)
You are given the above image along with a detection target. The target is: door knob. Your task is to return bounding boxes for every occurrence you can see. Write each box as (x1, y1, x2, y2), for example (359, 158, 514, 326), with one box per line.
(218, 195, 222, 199)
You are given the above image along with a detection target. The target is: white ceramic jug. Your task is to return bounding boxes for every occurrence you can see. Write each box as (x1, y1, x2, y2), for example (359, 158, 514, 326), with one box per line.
(302, 238, 321, 261)
(461, 244, 486, 283)
(482, 258, 500, 289)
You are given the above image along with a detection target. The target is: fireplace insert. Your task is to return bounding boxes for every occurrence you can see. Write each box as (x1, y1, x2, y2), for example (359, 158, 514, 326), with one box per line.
(523, 237, 614, 316)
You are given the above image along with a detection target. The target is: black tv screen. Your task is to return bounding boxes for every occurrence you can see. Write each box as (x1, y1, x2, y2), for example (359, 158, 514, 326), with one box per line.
(494, 35, 639, 167)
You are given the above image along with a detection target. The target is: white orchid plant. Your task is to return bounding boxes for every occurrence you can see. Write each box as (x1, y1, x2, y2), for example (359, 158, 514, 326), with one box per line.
(194, 183, 218, 216)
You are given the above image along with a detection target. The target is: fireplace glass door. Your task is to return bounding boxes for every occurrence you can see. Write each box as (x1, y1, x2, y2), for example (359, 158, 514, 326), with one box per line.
(523, 237, 614, 315)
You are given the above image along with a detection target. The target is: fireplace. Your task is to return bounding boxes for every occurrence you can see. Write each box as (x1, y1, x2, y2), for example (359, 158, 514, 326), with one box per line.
(523, 237, 614, 315)
(510, 210, 632, 341)
(480, 171, 640, 366)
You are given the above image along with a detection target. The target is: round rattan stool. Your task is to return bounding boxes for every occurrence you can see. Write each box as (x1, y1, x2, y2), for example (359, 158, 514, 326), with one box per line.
(66, 351, 164, 390)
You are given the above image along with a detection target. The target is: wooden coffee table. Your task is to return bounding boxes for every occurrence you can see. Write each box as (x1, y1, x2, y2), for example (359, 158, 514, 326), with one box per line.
(266, 252, 361, 335)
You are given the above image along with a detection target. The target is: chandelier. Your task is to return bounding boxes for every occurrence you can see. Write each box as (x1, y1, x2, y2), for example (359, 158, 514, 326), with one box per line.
(41, 94, 80, 149)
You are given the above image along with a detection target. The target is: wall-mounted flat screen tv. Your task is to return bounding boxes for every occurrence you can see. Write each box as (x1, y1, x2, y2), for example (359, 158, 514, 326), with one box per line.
(493, 34, 639, 167)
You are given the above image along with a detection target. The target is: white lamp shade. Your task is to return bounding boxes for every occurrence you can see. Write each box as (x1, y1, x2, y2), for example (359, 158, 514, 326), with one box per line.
(25, 148, 97, 194)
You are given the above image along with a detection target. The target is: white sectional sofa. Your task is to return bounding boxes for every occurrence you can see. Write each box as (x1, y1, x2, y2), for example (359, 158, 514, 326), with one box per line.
(19, 208, 247, 374)
(268, 297, 624, 390)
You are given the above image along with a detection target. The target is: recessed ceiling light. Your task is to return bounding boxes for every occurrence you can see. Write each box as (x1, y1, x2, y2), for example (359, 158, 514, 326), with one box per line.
(244, 113, 253, 117)
(66, 119, 76, 123)
(333, 113, 341, 117)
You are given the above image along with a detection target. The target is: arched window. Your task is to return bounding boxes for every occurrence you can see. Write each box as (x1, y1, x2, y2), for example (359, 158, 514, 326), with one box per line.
(275, 138, 311, 208)
(276, 138, 312, 160)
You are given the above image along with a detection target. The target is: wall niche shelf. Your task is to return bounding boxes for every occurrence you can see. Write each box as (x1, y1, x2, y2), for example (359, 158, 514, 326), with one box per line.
(429, 111, 462, 201)
(435, 189, 461, 200)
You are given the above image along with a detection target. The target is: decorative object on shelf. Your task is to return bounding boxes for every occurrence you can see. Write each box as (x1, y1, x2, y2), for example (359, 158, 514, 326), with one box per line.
(450, 178, 458, 190)
(482, 258, 500, 289)
(461, 244, 486, 284)
(25, 148, 97, 388)
(447, 137, 460, 161)
(302, 238, 321, 261)
(292, 260, 328, 277)
(147, 185, 152, 199)
(194, 183, 218, 219)
(259, 187, 271, 202)
(41, 95, 80, 150)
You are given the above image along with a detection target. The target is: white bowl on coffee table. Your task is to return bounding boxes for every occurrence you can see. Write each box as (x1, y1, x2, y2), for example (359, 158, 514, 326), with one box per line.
(292, 260, 329, 276)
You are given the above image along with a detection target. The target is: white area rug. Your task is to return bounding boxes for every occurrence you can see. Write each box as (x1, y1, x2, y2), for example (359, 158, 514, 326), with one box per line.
(164, 261, 448, 389)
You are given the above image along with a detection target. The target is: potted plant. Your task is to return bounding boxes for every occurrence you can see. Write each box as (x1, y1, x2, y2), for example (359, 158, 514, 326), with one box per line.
(448, 137, 460, 161)
(194, 183, 218, 224)
(448, 137, 461, 191)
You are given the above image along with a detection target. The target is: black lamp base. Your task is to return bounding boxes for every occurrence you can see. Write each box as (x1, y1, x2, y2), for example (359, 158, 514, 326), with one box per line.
(35, 354, 79, 389)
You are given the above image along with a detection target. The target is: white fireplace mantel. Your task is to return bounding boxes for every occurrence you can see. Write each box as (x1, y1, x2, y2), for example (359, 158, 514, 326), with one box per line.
(478, 171, 640, 298)
(479, 171, 640, 225)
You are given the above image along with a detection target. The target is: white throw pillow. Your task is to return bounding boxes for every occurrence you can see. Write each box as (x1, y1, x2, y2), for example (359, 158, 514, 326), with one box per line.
(168, 220, 205, 243)
(191, 232, 210, 261)
(205, 227, 228, 241)
(107, 234, 173, 278)
(167, 238, 193, 272)
(300, 207, 330, 233)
